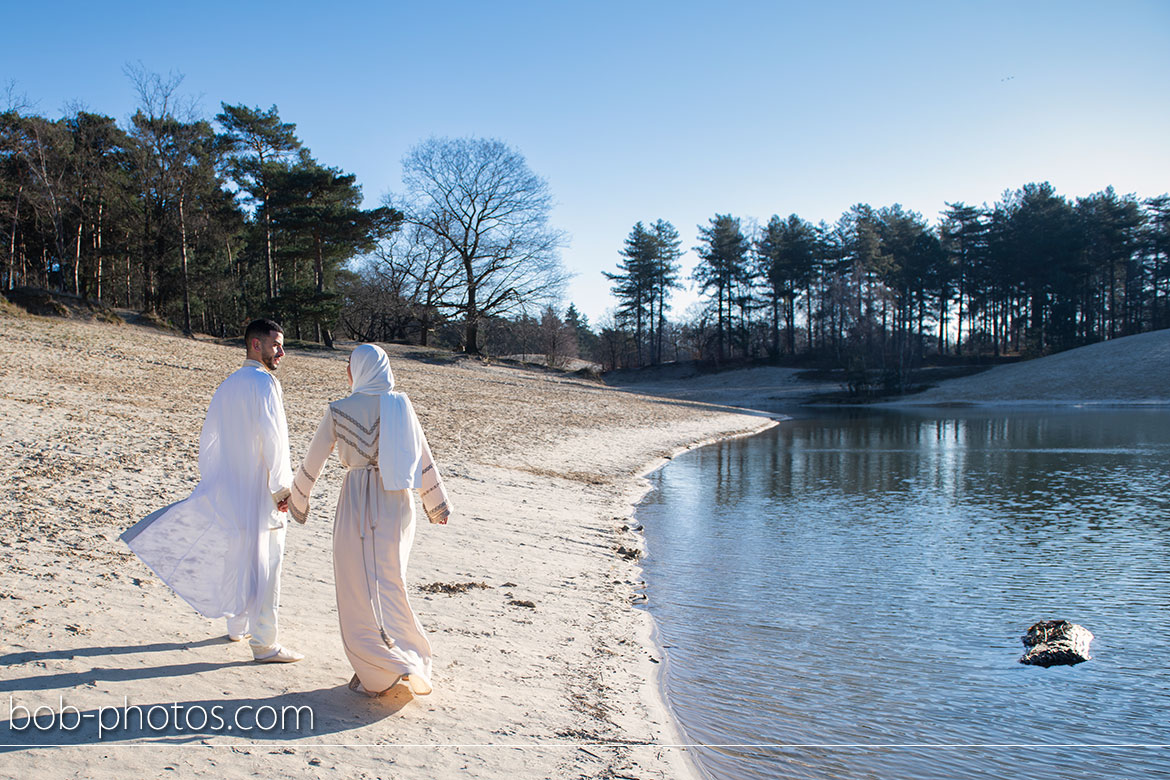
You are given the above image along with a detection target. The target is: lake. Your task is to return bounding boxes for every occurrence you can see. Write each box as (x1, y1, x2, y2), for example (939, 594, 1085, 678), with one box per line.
(637, 409, 1170, 780)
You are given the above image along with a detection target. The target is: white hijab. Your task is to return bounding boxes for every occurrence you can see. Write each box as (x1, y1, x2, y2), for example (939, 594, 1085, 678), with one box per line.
(348, 344, 426, 491)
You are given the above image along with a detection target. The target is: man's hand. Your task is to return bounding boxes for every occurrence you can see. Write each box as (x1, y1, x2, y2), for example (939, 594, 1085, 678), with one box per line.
(277, 499, 289, 513)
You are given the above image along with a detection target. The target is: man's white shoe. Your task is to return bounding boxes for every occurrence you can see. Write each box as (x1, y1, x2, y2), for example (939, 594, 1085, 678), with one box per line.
(227, 633, 250, 642)
(253, 645, 304, 663)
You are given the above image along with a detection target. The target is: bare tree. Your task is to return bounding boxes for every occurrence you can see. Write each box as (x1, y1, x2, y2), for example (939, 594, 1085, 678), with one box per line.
(125, 64, 216, 332)
(397, 137, 568, 353)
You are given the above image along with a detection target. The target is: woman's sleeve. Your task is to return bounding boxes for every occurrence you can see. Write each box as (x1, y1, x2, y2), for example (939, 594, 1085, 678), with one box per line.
(289, 408, 336, 524)
(417, 434, 451, 525)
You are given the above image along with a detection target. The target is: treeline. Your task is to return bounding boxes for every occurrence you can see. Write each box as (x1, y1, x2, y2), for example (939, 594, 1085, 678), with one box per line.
(1, 77, 568, 354)
(604, 184, 1170, 382)
(1, 71, 396, 344)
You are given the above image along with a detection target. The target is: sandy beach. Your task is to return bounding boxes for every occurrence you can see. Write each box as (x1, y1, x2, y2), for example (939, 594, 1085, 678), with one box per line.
(0, 311, 774, 779)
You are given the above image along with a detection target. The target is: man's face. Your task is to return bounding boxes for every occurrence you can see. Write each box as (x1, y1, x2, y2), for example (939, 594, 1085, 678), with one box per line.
(255, 331, 285, 371)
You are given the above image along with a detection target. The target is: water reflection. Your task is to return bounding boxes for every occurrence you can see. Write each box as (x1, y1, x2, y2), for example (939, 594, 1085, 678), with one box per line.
(639, 409, 1170, 780)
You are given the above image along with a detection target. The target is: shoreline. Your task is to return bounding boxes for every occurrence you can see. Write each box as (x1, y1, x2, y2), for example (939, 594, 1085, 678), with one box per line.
(621, 417, 782, 780)
(877, 398, 1170, 408)
(6, 310, 1166, 777)
(0, 312, 775, 779)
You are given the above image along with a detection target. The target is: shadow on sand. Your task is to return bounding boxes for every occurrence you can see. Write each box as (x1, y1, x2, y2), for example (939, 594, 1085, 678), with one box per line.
(0, 640, 413, 748)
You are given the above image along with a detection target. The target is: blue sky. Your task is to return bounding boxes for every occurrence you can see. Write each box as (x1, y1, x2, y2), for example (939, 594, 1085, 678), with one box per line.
(3, 1, 1168, 322)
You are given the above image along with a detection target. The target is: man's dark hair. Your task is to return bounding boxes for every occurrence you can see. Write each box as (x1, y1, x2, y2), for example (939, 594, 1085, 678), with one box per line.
(244, 318, 283, 348)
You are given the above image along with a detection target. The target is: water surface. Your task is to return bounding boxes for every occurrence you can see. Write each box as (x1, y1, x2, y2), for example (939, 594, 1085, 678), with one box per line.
(638, 409, 1170, 780)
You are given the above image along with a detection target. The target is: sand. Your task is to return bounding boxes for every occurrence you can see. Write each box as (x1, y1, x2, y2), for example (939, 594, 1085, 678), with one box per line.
(0, 311, 774, 778)
(609, 328, 1170, 413)
(884, 328, 1170, 406)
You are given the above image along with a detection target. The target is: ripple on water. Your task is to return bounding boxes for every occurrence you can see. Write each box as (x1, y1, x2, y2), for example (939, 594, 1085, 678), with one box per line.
(639, 409, 1170, 780)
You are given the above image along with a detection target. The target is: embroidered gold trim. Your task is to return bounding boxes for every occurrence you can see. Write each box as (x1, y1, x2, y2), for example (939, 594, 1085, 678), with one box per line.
(335, 428, 377, 460)
(425, 500, 448, 523)
(333, 418, 380, 452)
(332, 415, 376, 445)
(332, 407, 378, 436)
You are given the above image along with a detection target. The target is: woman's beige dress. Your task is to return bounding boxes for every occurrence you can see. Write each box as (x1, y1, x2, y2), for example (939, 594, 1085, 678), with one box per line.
(289, 392, 450, 694)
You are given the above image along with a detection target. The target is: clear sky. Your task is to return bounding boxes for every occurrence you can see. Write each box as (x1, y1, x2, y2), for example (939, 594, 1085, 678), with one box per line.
(3, 0, 1168, 323)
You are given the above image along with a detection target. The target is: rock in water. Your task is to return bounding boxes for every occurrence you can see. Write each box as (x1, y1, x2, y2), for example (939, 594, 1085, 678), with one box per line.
(1019, 620, 1094, 667)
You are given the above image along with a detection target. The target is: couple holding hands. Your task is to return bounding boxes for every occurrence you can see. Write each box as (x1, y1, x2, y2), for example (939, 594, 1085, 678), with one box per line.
(123, 319, 450, 698)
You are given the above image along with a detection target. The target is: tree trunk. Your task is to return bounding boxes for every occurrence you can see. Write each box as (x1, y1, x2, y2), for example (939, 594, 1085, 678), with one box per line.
(313, 233, 334, 347)
(264, 189, 275, 300)
(787, 296, 796, 355)
(767, 295, 776, 360)
(94, 200, 104, 301)
(657, 289, 666, 366)
(464, 318, 479, 354)
(74, 219, 84, 297)
(1108, 262, 1116, 340)
(716, 285, 725, 362)
(6, 183, 21, 291)
(463, 257, 479, 354)
(124, 252, 131, 309)
(142, 202, 154, 313)
(178, 192, 192, 334)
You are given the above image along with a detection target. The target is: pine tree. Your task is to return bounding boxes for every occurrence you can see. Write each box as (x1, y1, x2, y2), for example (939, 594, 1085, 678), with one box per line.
(756, 214, 816, 356)
(693, 214, 751, 362)
(216, 104, 301, 302)
(604, 222, 656, 364)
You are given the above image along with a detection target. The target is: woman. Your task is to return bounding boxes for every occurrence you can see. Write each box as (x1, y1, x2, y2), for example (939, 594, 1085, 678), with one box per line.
(289, 343, 451, 697)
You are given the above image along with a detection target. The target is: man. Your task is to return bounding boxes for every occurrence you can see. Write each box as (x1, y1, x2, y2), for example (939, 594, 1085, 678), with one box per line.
(121, 319, 303, 663)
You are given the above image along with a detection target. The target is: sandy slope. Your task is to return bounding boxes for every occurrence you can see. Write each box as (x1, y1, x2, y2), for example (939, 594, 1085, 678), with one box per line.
(610, 329, 1170, 412)
(0, 312, 772, 779)
(887, 328, 1170, 405)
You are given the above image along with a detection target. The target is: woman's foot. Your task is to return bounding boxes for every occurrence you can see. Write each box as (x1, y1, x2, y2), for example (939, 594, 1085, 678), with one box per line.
(401, 674, 432, 695)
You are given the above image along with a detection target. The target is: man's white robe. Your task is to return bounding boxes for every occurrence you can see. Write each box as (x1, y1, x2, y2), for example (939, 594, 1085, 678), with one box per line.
(122, 360, 292, 625)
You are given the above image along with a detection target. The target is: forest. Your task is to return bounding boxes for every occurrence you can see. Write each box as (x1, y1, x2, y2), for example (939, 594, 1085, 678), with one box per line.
(0, 73, 565, 354)
(4, 74, 1168, 385)
(601, 186, 1170, 387)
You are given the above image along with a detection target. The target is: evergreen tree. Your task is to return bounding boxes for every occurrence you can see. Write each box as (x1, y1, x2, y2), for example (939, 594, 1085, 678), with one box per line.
(1076, 187, 1144, 339)
(604, 221, 656, 364)
(940, 202, 988, 355)
(1144, 195, 1170, 330)
(693, 214, 751, 361)
(216, 103, 301, 301)
(756, 213, 816, 356)
(268, 151, 397, 346)
(564, 303, 600, 364)
(649, 219, 683, 364)
(991, 183, 1084, 353)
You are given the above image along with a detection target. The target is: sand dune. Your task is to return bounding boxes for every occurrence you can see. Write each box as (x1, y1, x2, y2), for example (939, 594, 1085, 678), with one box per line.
(890, 328, 1170, 405)
(609, 329, 1170, 411)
